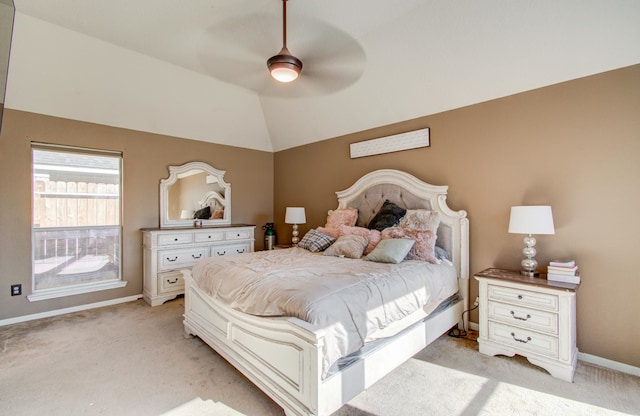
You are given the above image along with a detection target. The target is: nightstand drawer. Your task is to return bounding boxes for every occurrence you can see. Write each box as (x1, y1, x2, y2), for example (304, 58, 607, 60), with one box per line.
(158, 271, 185, 293)
(159, 247, 208, 270)
(488, 301, 558, 335)
(488, 321, 558, 358)
(488, 284, 558, 312)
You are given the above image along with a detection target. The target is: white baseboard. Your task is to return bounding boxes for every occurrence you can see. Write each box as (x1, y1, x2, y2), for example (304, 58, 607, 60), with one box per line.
(466, 321, 639, 377)
(0, 294, 143, 327)
(577, 351, 640, 377)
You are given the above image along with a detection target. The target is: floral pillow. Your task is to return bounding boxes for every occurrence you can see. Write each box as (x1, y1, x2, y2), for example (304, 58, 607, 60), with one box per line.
(323, 235, 368, 259)
(381, 227, 438, 264)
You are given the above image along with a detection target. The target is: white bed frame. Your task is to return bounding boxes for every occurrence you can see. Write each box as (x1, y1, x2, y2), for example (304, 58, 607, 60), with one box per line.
(182, 169, 469, 416)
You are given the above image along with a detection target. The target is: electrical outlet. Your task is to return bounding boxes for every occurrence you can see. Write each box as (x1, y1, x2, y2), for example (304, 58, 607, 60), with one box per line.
(11, 284, 22, 296)
(474, 296, 479, 307)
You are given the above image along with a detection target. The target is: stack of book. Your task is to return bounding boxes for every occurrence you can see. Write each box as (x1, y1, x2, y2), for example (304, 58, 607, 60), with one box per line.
(547, 259, 580, 284)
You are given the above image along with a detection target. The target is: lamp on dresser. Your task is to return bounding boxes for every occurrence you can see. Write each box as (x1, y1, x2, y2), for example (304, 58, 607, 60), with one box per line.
(508, 205, 555, 276)
(285, 207, 306, 246)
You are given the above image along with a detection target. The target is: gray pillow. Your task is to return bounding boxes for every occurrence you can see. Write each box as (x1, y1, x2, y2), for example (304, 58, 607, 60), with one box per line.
(323, 235, 368, 259)
(364, 238, 415, 264)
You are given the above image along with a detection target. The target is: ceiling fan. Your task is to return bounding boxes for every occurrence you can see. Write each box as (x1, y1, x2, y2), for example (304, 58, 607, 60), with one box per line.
(197, 0, 366, 98)
(267, 0, 303, 83)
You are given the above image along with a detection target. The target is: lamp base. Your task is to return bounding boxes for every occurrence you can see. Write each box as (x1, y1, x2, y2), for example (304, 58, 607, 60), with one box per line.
(520, 270, 540, 277)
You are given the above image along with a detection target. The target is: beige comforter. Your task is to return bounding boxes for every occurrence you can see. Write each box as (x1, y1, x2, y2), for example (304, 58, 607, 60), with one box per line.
(191, 247, 458, 377)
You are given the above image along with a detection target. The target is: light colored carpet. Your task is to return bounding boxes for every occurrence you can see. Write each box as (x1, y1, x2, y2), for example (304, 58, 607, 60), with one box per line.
(0, 298, 638, 416)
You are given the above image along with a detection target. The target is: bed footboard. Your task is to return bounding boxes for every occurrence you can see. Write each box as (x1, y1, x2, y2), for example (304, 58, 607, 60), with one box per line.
(182, 269, 324, 416)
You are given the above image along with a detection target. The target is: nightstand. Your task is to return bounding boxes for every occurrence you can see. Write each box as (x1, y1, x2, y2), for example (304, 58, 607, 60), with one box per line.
(474, 268, 579, 382)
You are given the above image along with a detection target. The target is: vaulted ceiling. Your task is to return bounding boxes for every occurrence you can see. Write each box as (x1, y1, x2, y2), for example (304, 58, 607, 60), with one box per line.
(7, 1, 640, 151)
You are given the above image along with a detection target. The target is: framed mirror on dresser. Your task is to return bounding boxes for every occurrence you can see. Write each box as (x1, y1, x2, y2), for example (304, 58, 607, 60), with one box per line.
(142, 162, 255, 306)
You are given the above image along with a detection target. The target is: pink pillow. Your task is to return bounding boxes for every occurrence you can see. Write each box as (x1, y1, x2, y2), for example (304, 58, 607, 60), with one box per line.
(381, 227, 438, 263)
(325, 208, 358, 228)
(316, 226, 341, 239)
(338, 225, 381, 255)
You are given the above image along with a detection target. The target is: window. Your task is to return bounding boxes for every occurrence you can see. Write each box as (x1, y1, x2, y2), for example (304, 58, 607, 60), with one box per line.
(30, 144, 126, 301)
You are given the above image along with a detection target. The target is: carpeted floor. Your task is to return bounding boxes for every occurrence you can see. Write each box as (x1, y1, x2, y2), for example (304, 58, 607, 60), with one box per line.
(0, 298, 638, 416)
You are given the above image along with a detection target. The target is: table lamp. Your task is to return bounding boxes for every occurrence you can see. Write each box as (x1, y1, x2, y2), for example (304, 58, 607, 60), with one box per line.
(285, 207, 306, 246)
(508, 205, 555, 277)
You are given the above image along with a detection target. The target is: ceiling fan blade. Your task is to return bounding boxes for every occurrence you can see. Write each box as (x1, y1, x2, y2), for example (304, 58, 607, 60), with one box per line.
(197, 6, 367, 98)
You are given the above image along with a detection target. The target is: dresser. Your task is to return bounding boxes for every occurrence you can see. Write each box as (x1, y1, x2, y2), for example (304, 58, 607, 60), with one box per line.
(475, 268, 579, 382)
(142, 225, 255, 306)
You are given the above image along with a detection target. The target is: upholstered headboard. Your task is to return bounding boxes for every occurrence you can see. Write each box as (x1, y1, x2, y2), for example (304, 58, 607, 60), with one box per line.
(334, 169, 469, 284)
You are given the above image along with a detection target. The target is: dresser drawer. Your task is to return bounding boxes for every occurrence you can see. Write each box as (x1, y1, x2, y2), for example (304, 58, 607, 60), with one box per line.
(488, 301, 558, 335)
(212, 243, 251, 257)
(194, 230, 225, 243)
(159, 247, 208, 270)
(488, 321, 558, 359)
(158, 271, 185, 293)
(488, 284, 558, 312)
(158, 233, 193, 246)
(226, 229, 253, 240)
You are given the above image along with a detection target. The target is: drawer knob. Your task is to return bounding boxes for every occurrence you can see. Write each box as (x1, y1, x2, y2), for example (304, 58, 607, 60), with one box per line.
(218, 251, 226, 256)
(166, 256, 178, 262)
(510, 332, 532, 344)
(517, 294, 523, 300)
(192, 254, 202, 259)
(236, 249, 245, 254)
(167, 278, 179, 284)
(510, 311, 531, 321)
(174, 238, 178, 241)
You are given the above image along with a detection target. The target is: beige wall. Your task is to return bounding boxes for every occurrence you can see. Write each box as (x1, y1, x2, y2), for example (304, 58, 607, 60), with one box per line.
(274, 64, 640, 368)
(0, 110, 274, 319)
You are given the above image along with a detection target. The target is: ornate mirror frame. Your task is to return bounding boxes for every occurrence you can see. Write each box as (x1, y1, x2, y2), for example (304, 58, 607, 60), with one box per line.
(160, 161, 231, 228)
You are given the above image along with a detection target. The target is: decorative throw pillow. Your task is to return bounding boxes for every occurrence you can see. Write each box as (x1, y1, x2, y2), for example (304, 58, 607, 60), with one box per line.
(325, 208, 359, 228)
(316, 226, 341, 239)
(367, 200, 407, 231)
(381, 227, 438, 264)
(338, 225, 382, 254)
(298, 229, 336, 253)
(398, 209, 440, 232)
(193, 206, 211, 219)
(323, 235, 368, 259)
(435, 246, 450, 261)
(364, 238, 415, 264)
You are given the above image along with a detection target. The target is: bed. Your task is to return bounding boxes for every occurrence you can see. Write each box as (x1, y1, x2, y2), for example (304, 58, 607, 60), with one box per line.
(182, 169, 469, 416)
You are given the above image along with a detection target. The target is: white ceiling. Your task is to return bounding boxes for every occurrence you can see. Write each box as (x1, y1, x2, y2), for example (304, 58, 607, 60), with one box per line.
(7, 0, 640, 151)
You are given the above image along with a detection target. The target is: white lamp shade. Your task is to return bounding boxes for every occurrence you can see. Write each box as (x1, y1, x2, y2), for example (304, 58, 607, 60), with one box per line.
(508, 206, 555, 235)
(285, 207, 306, 224)
(180, 209, 194, 219)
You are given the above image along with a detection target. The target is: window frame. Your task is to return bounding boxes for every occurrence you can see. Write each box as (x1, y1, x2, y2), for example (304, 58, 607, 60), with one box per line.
(28, 143, 126, 302)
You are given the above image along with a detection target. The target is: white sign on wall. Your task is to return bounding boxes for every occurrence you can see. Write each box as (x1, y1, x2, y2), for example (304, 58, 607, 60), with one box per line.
(350, 128, 430, 158)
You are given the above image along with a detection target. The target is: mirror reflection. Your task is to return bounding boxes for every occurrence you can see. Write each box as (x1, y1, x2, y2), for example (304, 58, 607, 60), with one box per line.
(160, 162, 231, 227)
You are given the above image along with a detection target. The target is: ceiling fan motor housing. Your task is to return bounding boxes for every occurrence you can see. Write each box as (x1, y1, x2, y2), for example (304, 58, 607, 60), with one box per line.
(268, 47, 303, 82)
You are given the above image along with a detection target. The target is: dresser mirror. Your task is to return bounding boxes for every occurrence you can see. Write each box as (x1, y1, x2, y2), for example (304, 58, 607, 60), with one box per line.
(160, 161, 231, 228)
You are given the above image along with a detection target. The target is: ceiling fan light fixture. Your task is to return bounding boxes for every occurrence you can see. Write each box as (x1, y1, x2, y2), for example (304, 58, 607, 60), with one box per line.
(268, 0, 303, 83)
(267, 48, 303, 82)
